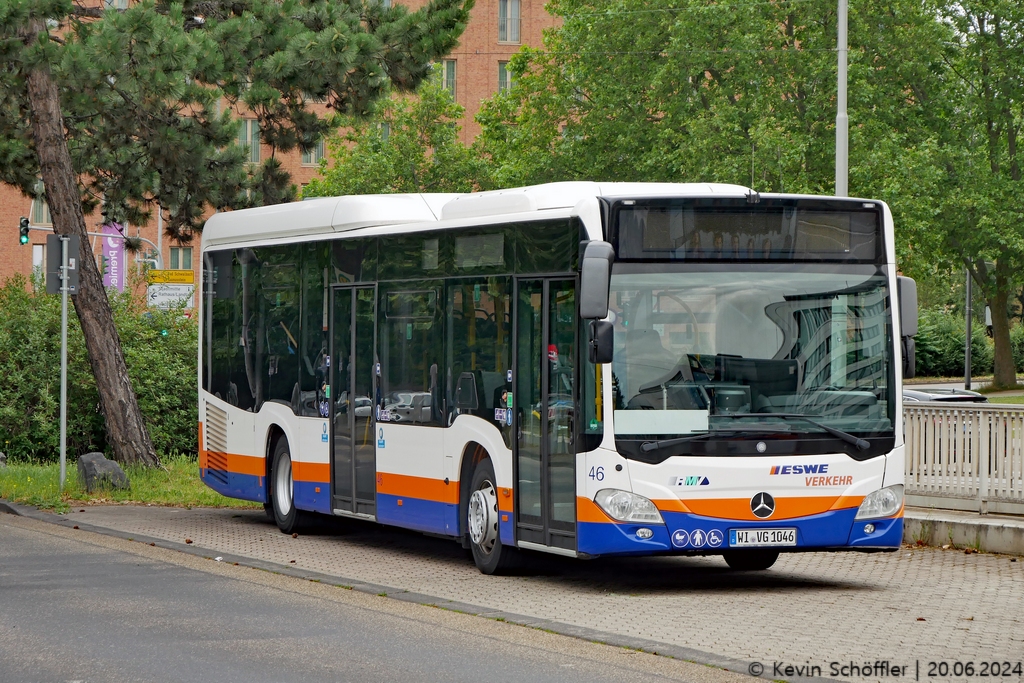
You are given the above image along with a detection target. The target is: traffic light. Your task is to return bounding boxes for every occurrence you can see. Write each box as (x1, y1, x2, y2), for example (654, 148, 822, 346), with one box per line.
(19, 216, 29, 245)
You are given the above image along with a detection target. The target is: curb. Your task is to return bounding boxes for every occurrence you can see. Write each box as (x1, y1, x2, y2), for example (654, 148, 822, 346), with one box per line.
(904, 511, 1024, 556)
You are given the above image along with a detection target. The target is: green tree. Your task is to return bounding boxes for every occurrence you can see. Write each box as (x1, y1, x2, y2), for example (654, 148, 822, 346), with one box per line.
(304, 76, 492, 196)
(477, 0, 947, 198)
(902, 0, 1024, 388)
(0, 0, 471, 464)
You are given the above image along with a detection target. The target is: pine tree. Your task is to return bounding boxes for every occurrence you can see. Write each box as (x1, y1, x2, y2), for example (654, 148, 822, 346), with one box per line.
(0, 0, 472, 465)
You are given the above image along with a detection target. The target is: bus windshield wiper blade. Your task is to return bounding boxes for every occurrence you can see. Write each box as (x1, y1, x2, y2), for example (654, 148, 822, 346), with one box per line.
(640, 426, 791, 453)
(714, 413, 871, 451)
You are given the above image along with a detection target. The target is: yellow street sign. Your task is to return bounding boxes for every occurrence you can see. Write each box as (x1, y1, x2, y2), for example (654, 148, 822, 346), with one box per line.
(147, 269, 195, 284)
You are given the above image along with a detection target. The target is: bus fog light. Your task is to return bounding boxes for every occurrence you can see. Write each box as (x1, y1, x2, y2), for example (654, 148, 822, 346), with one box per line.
(595, 489, 664, 524)
(636, 527, 654, 540)
(855, 484, 904, 520)
(863, 523, 876, 534)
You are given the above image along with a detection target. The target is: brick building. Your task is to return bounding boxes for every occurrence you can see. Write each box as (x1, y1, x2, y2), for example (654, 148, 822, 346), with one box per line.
(0, 0, 553, 295)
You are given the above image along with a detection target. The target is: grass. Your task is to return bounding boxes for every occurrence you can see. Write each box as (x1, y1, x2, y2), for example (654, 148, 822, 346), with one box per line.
(987, 395, 1024, 405)
(0, 454, 261, 514)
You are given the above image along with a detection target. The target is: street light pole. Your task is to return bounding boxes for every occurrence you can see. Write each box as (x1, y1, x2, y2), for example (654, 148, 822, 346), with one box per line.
(836, 0, 848, 197)
(965, 270, 973, 390)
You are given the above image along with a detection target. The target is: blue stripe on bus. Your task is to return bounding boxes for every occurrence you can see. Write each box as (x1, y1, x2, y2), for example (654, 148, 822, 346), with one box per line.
(376, 493, 454, 536)
(577, 508, 903, 556)
(200, 468, 266, 503)
(293, 481, 332, 515)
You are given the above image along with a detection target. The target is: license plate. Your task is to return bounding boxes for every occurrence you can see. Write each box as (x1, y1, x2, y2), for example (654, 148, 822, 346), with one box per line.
(729, 528, 797, 547)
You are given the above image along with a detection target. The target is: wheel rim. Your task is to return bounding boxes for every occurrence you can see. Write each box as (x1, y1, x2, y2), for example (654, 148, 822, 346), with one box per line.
(468, 480, 499, 554)
(275, 451, 293, 516)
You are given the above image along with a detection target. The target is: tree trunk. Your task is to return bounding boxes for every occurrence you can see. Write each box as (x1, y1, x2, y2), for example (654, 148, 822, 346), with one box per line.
(22, 19, 160, 467)
(987, 261, 1017, 389)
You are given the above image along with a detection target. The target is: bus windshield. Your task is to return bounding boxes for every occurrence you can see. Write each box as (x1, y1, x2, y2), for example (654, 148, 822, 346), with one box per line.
(609, 265, 894, 452)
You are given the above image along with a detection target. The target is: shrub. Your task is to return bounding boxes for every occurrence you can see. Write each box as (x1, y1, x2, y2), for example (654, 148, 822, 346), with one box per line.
(0, 274, 197, 462)
(913, 308, 993, 377)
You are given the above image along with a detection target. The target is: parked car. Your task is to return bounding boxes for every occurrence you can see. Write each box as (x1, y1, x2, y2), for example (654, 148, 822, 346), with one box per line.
(902, 388, 988, 403)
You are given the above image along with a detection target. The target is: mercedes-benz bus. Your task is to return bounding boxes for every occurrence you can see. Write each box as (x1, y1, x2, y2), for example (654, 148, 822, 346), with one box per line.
(198, 182, 916, 574)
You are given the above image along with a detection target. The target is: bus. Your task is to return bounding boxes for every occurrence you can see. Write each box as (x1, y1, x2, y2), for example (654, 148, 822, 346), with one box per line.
(198, 182, 917, 574)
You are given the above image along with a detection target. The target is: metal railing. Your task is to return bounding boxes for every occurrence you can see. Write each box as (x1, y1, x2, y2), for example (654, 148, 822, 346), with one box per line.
(904, 401, 1024, 515)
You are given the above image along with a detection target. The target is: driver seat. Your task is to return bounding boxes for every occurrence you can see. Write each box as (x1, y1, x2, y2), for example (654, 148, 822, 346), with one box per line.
(624, 328, 679, 400)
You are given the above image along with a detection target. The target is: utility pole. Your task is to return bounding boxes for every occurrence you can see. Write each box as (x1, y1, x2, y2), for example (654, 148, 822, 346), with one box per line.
(965, 270, 972, 390)
(835, 0, 848, 197)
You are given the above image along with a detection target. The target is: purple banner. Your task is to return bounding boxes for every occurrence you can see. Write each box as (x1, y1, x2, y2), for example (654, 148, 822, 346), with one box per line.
(102, 223, 126, 291)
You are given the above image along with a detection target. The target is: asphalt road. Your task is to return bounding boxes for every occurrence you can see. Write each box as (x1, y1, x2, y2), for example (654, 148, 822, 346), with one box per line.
(0, 514, 750, 683)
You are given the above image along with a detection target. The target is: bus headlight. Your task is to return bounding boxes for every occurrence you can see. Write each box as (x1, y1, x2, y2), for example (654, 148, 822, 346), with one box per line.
(594, 489, 664, 524)
(854, 484, 904, 520)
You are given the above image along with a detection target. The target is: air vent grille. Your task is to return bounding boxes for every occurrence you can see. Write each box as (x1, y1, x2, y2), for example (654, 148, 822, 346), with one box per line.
(205, 403, 228, 456)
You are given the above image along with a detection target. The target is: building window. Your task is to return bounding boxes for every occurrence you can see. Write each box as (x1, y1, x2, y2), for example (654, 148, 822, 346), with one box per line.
(302, 137, 325, 166)
(381, 0, 392, 7)
(380, 122, 391, 142)
(170, 247, 193, 270)
(238, 119, 260, 164)
(440, 60, 456, 98)
(498, 62, 514, 92)
(31, 187, 51, 226)
(32, 244, 45, 272)
(498, 0, 520, 43)
(104, 0, 128, 8)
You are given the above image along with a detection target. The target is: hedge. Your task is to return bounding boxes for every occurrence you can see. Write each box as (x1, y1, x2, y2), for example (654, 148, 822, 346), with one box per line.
(0, 274, 197, 463)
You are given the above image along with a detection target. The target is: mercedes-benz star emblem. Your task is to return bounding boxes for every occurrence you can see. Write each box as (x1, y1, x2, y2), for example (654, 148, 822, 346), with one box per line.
(756, 441, 767, 453)
(750, 492, 775, 518)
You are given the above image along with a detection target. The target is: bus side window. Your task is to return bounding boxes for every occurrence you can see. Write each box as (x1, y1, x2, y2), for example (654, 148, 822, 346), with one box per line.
(378, 284, 444, 426)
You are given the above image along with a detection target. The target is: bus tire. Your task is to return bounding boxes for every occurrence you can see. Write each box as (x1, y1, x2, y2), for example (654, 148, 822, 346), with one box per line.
(722, 550, 779, 571)
(466, 459, 519, 575)
(270, 437, 304, 534)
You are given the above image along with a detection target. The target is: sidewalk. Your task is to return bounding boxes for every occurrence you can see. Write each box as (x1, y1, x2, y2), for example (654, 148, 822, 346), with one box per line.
(904, 506, 1024, 555)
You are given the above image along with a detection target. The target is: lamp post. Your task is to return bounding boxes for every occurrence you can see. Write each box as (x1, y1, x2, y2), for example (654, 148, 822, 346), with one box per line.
(965, 270, 972, 390)
(836, 0, 848, 197)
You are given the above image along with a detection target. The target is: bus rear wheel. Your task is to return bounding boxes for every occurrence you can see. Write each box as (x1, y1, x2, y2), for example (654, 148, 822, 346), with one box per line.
(466, 460, 519, 575)
(723, 550, 780, 571)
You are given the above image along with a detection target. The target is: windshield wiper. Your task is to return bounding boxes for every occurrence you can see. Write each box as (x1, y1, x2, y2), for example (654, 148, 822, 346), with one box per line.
(714, 413, 870, 451)
(640, 426, 791, 453)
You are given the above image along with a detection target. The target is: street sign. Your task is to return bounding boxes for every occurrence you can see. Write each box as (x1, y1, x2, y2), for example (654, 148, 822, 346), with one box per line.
(45, 234, 80, 294)
(147, 283, 194, 309)
(148, 269, 195, 284)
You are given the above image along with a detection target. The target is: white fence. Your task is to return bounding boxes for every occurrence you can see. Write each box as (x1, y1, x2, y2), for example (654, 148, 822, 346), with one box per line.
(904, 402, 1024, 515)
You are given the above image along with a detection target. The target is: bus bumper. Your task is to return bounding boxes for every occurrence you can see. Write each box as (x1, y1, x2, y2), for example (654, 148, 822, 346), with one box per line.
(577, 508, 903, 556)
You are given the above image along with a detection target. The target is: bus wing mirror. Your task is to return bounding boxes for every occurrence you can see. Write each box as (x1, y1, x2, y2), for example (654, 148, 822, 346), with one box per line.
(897, 276, 917, 379)
(897, 276, 917, 337)
(580, 241, 614, 319)
(902, 337, 916, 380)
(589, 320, 614, 364)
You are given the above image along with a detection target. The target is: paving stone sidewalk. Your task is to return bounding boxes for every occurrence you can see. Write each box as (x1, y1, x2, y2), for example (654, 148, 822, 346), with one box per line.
(42, 505, 1024, 678)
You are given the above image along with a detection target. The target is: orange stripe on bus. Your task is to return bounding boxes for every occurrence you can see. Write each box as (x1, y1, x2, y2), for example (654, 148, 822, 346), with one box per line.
(652, 498, 692, 514)
(198, 422, 207, 470)
(679, 495, 857, 521)
(293, 461, 330, 483)
(376, 472, 459, 505)
(829, 495, 866, 511)
(577, 497, 614, 523)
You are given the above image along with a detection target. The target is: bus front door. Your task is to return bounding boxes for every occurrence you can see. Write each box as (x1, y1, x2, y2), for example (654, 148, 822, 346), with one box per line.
(514, 278, 577, 553)
(330, 286, 377, 518)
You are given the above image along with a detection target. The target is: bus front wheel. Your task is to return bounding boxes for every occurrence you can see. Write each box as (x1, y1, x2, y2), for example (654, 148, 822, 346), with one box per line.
(466, 460, 519, 575)
(722, 550, 779, 571)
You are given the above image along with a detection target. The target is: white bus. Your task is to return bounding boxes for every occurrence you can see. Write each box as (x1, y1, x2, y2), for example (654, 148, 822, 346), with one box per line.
(199, 182, 916, 574)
